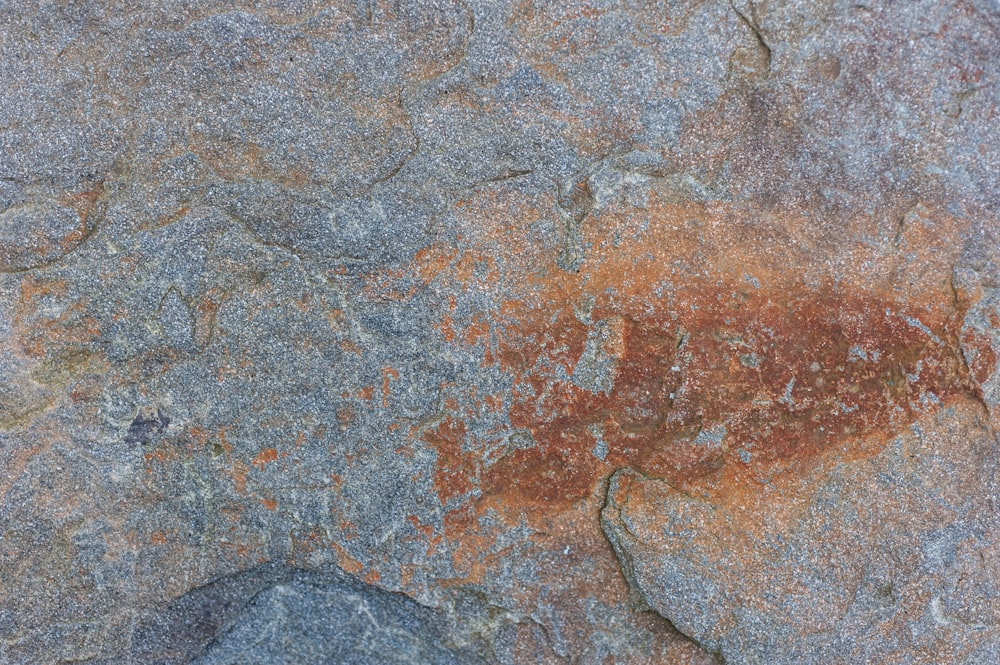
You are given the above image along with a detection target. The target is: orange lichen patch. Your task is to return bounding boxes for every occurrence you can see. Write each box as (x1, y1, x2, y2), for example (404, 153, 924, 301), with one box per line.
(13, 277, 78, 357)
(332, 542, 364, 575)
(337, 518, 358, 541)
(463, 313, 491, 350)
(16, 305, 102, 358)
(382, 366, 399, 405)
(484, 281, 973, 505)
(187, 425, 210, 447)
(358, 242, 463, 303)
(260, 497, 277, 511)
(58, 183, 103, 219)
(190, 139, 311, 191)
(427, 417, 476, 504)
(412, 242, 459, 283)
(439, 314, 457, 342)
(193, 288, 228, 345)
(144, 442, 181, 467)
(251, 447, 279, 470)
(217, 540, 257, 560)
(54, 218, 91, 256)
(420, 187, 977, 520)
(340, 339, 363, 354)
(68, 379, 100, 403)
(327, 307, 346, 326)
(406, 515, 435, 540)
(336, 406, 355, 429)
(17, 275, 69, 305)
(360, 271, 418, 302)
(444, 513, 527, 582)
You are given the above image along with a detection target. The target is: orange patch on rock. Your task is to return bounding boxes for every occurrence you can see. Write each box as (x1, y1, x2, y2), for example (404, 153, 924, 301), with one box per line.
(14, 277, 104, 357)
(483, 281, 972, 505)
(419, 188, 978, 530)
(332, 542, 364, 575)
(413, 242, 459, 283)
(382, 367, 399, 406)
(427, 416, 476, 504)
(252, 447, 279, 470)
(230, 460, 249, 494)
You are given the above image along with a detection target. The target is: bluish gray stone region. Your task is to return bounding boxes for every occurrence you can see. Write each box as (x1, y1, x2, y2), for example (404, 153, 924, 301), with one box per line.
(0, 0, 998, 663)
(131, 563, 485, 665)
(602, 404, 1000, 664)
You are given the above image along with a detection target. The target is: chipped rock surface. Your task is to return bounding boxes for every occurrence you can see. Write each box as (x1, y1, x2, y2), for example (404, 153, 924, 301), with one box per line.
(0, 1, 998, 663)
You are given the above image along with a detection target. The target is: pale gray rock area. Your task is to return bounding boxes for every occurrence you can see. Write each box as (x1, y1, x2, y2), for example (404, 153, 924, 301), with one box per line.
(0, 0, 998, 663)
(601, 403, 1000, 664)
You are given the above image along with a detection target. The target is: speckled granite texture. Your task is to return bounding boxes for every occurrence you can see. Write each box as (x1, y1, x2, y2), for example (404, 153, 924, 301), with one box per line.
(1, 1, 998, 663)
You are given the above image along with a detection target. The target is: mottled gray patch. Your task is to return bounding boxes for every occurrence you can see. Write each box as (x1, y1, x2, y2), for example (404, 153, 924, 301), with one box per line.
(131, 563, 485, 665)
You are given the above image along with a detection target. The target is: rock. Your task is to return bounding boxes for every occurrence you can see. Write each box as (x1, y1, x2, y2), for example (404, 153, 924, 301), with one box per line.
(0, 199, 95, 273)
(602, 400, 1000, 664)
(131, 563, 485, 665)
(0, 0, 998, 663)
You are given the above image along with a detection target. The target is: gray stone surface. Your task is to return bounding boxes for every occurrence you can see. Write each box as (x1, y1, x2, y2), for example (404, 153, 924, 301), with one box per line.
(1, 0, 998, 663)
(132, 563, 485, 664)
(602, 401, 1000, 664)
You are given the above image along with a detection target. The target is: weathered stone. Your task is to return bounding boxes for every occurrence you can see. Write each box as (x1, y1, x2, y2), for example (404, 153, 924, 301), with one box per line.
(132, 563, 486, 664)
(0, 0, 997, 663)
(602, 400, 1000, 663)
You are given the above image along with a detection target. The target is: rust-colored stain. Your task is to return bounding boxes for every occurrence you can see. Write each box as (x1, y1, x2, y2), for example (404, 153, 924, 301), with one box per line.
(382, 366, 399, 406)
(485, 280, 972, 505)
(14, 277, 103, 358)
(58, 183, 103, 220)
(332, 541, 364, 575)
(403, 188, 979, 547)
(427, 414, 476, 505)
(252, 447, 279, 470)
(228, 459, 249, 494)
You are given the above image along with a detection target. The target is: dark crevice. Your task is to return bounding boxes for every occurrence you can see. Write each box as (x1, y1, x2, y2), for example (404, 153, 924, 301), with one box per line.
(599, 468, 723, 663)
(730, 1, 772, 74)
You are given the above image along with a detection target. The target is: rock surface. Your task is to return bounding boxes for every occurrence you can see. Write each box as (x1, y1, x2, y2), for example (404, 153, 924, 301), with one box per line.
(602, 401, 1000, 664)
(0, 1, 998, 663)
